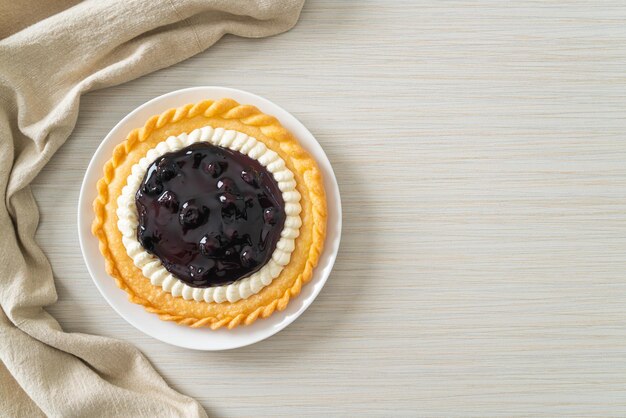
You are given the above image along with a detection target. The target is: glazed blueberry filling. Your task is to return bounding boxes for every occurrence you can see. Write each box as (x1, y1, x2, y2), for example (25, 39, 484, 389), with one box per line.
(135, 143, 286, 288)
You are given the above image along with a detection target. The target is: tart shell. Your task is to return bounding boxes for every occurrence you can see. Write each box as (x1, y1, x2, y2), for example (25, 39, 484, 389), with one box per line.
(92, 99, 327, 330)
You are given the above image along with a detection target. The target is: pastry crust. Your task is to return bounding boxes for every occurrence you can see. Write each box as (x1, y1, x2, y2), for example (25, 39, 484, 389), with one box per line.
(92, 99, 327, 330)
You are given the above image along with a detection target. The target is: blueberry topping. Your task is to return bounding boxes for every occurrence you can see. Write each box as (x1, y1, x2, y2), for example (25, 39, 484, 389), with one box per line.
(217, 177, 239, 194)
(257, 195, 273, 209)
(192, 152, 206, 169)
(135, 143, 285, 287)
(204, 161, 226, 178)
(143, 177, 163, 195)
(241, 170, 257, 186)
(178, 200, 209, 229)
(157, 190, 179, 212)
(219, 192, 237, 206)
(263, 207, 278, 225)
(189, 264, 209, 281)
(199, 234, 220, 256)
(156, 159, 178, 181)
(224, 227, 239, 241)
(139, 234, 157, 252)
(240, 246, 257, 267)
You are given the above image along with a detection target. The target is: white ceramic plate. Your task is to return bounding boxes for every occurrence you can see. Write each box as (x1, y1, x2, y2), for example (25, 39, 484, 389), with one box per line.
(77, 87, 341, 350)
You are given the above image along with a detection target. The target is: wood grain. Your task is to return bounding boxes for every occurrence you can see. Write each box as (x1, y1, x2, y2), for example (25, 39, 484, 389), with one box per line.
(32, 1, 626, 416)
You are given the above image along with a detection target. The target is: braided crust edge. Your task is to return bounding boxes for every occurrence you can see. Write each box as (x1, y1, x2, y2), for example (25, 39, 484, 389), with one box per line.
(91, 98, 327, 330)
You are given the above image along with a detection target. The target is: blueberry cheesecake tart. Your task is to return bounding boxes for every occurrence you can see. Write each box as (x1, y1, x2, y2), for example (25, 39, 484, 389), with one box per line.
(92, 99, 327, 329)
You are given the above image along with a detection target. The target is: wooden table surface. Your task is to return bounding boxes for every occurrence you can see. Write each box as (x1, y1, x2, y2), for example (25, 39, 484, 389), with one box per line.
(32, 1, 626, 416)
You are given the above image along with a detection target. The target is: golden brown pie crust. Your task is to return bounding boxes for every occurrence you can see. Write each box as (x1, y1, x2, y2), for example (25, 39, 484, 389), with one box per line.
(92, 98, 327, 330)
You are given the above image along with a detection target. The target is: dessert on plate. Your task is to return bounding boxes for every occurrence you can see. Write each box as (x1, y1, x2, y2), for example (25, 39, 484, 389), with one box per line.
(92, 98, 327, 330)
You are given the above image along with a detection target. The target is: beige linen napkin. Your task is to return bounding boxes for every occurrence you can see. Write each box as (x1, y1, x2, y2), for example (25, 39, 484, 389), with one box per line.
(0, 0, 304, 416)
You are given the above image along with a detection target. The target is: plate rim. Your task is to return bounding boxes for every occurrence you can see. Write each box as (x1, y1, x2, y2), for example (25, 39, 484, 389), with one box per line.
(77, 86, 342, 350)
